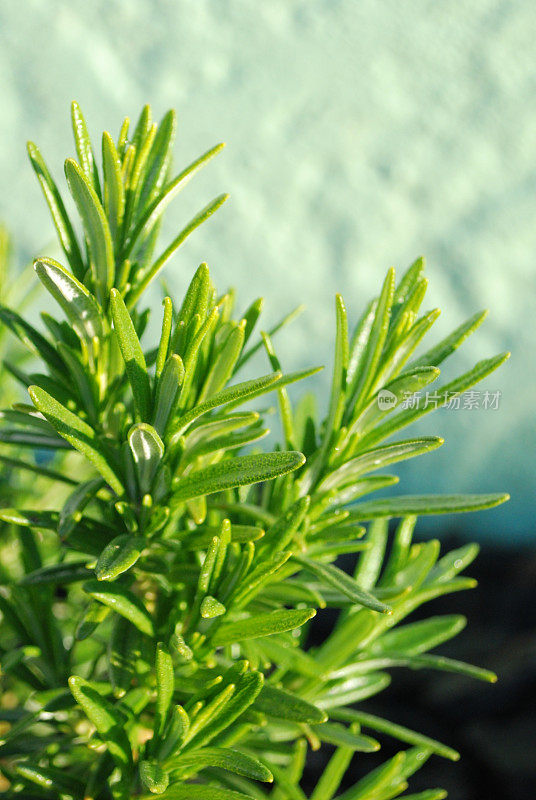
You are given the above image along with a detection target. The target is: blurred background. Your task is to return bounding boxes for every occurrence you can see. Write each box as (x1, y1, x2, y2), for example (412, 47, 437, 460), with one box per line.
(0, 1, 534, 797)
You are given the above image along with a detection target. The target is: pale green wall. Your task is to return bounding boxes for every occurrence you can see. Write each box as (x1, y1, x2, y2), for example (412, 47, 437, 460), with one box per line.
(0, 1, 533, 541)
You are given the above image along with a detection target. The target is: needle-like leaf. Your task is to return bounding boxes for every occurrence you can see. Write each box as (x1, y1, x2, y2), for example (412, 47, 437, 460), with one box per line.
(111, 288, 152, 420)
(65, 158, 114, 299)
(128, 423, 164, 494)
(95, 534, 145, 581)
(83, 580, 154, 636)
(28, 385, 123, 494)
(172, 452, 305, 503)
(69, 675, 132, 772)
(350, 492, 510, 520)
(34, 256, 103, 341)
(212, 608, 316, 647)
(27, 141, 85, 279)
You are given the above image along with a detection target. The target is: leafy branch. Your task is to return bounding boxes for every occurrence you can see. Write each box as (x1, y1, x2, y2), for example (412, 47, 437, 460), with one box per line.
(0, 102, 508, 800)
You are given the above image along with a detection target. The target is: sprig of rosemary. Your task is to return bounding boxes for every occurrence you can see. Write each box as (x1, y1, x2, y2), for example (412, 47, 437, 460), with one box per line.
(0, 102, 508, 800)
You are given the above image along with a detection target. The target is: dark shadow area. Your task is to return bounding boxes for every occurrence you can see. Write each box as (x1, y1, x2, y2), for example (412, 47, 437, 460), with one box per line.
(303, 534, 536, 800)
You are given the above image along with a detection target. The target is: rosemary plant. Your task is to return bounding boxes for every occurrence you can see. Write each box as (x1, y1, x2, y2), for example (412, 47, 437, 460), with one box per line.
(0, 103, 509, 800)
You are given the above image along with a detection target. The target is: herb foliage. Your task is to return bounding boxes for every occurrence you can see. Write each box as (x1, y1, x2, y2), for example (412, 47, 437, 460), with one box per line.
(0, 103, 508, 800)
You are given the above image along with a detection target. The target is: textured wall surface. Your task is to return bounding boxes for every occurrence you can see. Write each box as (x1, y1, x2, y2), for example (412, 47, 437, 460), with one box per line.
(0, 0, 534, 541)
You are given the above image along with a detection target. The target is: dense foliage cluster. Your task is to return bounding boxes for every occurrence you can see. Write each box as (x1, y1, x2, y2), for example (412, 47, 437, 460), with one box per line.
(0, 104, 508, 800)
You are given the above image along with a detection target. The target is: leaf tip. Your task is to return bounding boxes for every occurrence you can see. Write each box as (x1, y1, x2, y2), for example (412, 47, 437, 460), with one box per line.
(27, 385, 40, 405)
(68, 674, 81, 690)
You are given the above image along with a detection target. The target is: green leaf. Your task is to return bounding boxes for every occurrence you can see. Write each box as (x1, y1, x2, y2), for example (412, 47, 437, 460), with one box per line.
(269, 763, 309, 800)
(140, 761, 169, 794)
(69, 675, 132, 771)
(319, 437, 444, 492)
(173, 368, 320, 439)
(0, 454, 73, 490)
(183, 414, 260, 451)
(57, 341, 98, 419)
(230, 550, 292, 609)
(185, 670, 264, 750)
(76, 600, 111, 640)
(0, 507, 58, 529)
(173, 373, 280, 435)
(174, 263, 212, 339)
(147, 785, 255, 800)
(241, 297, 264, 346)
(385, 538, 440, 592)
(259, 637, 325, 678)
(333, 709, 459, 761)
(310, 722, 380, 752)
(261, 330, 296, 447)
(350, 492, 510, 520)
(20, 560, 92, 586)
(170, 747, 273, 783)
(28, 385, 123, 494)
(14, 763, 84, 795)
(128, 423, 164, 493)
(212, 608, 315, 647)
(261, 496, 310, 554)
(27, 141, 85, 279)
(173, 451, 305, 503)
(353, 518, 388, 590)
(154, 354, 184, 435)
(137, 109, 177, 210)
(394, 256, 425, 303)
(225, 366, 322, 411)
(71, 100, 101, 195)
(346, 267, 395, 418)
(349, 366, 440, 438)
(371, 615, 467, 656)
(158, 704, 190, 760)
(292, 554, 390, 614)
(254, 685, 327, 723)
(95, 534, 145, 581)
(378, 517, 415, 589)
(200, 596, 226, 618)
(336, 751, 407, 800)
(131, 104, 152, 152)
(398, 747, 433, 781)
(325, 293, 349, 445)
(377, 308, 440, 384)
(102, 131, 125, 242)
(199, 320, 246, 400)
(182, 524, 263, 551)
(405, 652, 497, 682)
(83, 579, 154, 636)
(412, 309, 488, 369)
(154, 642, 174, 737)
(358, 351, 510, 451)
(347, 298, 376, 392)
(111, 288, 152, 420)
(156, 296, 174, 379)
(64, 157, 114, 299)
(178, 308, 220, 401)
(108, 615, 144, 696)
(428, 542, 480, 583)
(309, 737, 355, 800)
